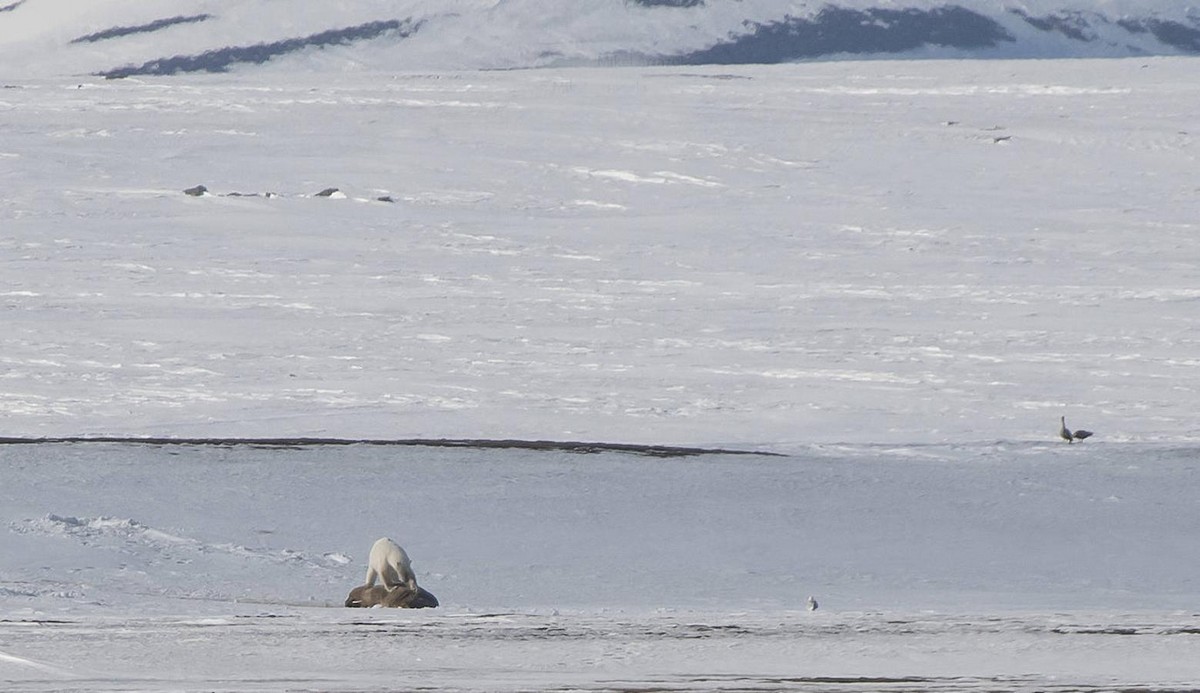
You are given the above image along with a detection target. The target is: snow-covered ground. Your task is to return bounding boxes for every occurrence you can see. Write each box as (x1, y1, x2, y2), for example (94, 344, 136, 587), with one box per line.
(2, 441, 1199, 691)
(2, 54, 1199, 691)
(3, 58, 1199, 445)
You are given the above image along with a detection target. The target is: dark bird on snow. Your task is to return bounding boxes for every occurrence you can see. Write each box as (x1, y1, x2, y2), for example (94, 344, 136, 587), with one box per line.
(1060, 416, 1093, 443)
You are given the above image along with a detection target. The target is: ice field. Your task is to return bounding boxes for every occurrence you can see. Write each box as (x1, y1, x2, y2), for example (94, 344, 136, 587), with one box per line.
(3, 58, 1199, 446)
(1, 42, 1199, 693)
(1, 441, 1199, 691)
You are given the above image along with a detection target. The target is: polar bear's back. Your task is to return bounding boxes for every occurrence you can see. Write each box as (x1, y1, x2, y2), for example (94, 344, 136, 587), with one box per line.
(365, 536, 417, 590)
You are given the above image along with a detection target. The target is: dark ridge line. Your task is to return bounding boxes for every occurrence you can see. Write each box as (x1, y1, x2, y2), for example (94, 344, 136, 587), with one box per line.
(1118, 17, 1200, 53)
(629, 0, 705, 6)
(0, 0, 24, 13)
(1009, 9, 1098, 43)
(611, 6, 1014, 66)
(0, 436, 782, 458)
(71, 14, 212, 44)
(98, 18, 419, 79)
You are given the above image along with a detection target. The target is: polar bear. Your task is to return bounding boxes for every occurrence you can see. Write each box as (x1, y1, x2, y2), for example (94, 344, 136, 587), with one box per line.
(364, 537, 418, 592)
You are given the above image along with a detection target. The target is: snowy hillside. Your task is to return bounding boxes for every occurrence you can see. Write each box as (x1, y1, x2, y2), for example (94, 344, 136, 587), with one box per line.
(2, 0, 1200, 77)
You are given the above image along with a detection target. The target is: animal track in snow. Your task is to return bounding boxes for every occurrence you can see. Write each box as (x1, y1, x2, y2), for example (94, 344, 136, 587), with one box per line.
(11, 514, 349, 569)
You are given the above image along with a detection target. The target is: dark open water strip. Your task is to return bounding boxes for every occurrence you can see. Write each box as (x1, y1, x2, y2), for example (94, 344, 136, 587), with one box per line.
(0, 436, 780, 458)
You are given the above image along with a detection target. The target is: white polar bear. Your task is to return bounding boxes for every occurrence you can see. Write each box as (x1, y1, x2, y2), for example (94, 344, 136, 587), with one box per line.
(364, 537, 418, 592)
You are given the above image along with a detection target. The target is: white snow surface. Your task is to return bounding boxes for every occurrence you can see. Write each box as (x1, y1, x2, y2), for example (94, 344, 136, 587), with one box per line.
(2, 441, 1200, 691)
(3, 59, 1199, 445)
(1, 53, 1200, 691)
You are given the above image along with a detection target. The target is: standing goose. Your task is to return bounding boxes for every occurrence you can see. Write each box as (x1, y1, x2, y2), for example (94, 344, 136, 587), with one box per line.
(1060, 416, 1093, 443)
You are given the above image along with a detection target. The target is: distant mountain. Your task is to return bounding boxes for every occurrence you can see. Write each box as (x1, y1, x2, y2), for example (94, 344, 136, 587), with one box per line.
(2, 1, 1198, 78)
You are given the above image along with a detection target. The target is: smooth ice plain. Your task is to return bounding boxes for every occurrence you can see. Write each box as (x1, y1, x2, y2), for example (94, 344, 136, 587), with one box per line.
(2, 57, 1200, 691)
